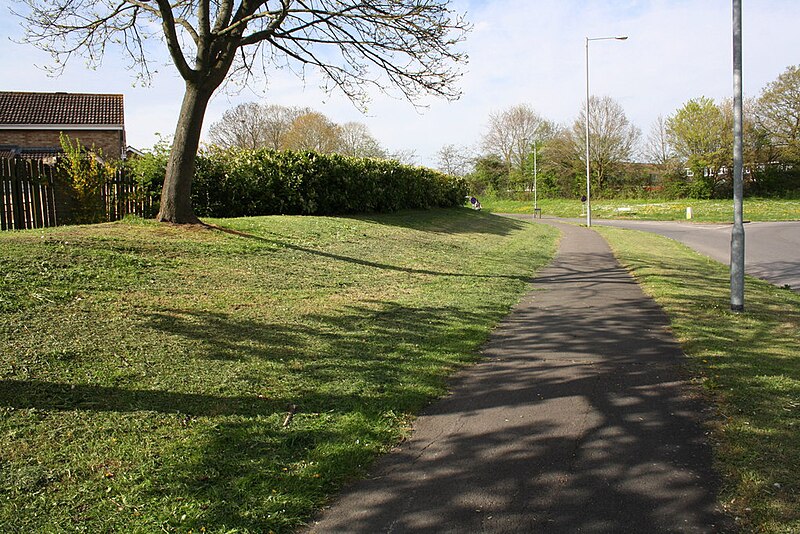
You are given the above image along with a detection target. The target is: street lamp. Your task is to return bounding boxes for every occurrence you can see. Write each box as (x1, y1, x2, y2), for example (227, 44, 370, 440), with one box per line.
(731, 0, 744, 312)
(585, 35, 628, 227)
(533, 139, 538, 213)
(524, 136, 540, 218)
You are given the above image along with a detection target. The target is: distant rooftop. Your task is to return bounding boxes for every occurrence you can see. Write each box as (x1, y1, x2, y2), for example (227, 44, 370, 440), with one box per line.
(0, 91, 124, 126)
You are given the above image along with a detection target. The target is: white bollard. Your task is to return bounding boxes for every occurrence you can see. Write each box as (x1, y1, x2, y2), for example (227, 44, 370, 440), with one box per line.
(686, 207, 693, 219)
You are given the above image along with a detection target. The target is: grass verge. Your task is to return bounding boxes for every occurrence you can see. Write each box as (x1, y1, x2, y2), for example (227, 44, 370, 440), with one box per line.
(480, 196, 800, 222)
(0, 209, 558, 533)
(597, 226, 800, 533)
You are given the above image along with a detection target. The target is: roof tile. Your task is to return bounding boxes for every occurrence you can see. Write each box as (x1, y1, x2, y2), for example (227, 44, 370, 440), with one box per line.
(0, 91, 124, 125)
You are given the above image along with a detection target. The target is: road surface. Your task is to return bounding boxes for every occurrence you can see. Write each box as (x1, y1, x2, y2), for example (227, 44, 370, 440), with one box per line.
(588, 220, 800, 292)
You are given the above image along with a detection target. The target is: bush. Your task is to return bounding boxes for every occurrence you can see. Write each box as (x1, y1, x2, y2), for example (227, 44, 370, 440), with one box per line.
(191, 148, 468, 217)
(57, 134, 118, 224)
(123, 137, 171, 218)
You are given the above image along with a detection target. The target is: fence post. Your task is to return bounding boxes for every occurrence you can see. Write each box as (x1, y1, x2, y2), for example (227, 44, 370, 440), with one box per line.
(11, 158, 26, 230)
(1, 159, 8, 230)
(30, 161, 44, 228)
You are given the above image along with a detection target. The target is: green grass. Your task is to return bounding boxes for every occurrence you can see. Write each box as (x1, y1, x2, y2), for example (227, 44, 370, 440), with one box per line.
(480, 196, 800, 222)
(0, 209, 558, 533)
(597, 226, 800, 533)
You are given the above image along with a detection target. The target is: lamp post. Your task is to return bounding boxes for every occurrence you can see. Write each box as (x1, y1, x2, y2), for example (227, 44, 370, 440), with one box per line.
(524, 137, 540, 217)
(533, 139, 538, 212)
(731, 0, 745, 311)
(585, 35, 628, 227)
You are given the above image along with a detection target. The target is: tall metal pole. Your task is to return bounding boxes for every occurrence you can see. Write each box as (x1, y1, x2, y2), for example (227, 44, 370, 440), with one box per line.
(731, 0, 745, 312)
(585, 37, 592, 227)
(533, 139, 538, 211)
(584, 36, 627, 227)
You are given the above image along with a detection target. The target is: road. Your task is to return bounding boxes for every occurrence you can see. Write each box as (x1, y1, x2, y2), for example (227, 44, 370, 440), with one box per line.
(590, 219, 800, 291)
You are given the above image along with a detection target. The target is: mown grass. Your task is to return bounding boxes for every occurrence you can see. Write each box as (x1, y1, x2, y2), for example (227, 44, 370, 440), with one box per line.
(480, 196, 800, 222)
(0, 209, 558, 533)
(597, 226, 800, 533)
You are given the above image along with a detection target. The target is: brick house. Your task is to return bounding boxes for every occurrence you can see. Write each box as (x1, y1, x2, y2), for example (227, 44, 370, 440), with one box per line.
(0, 91, 126, 160)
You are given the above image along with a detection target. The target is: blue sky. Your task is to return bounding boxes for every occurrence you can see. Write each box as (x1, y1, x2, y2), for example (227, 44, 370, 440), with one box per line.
(2, 0, 799, 166)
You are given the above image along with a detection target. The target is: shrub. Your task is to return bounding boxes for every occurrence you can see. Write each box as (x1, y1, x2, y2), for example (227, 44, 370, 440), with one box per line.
(58, 134, 118, 224)
(191, 148, 468, 217)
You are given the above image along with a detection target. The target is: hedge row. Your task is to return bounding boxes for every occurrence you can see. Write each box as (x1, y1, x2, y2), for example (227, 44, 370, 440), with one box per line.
(185, 149, 468, 217)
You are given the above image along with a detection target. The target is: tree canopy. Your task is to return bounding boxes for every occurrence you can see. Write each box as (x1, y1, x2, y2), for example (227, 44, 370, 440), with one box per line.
(756, 65, 800, 163)
(482, 104, 552, 177)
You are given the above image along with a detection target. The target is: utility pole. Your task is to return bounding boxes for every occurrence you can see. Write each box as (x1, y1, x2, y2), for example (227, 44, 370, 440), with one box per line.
(731, 0, 745, 312)
(585, 35, 627, 227)
(533, 139, 538, 212)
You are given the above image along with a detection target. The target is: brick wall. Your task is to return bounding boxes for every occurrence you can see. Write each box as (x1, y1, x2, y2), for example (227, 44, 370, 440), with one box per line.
(0, 129, 125, 159)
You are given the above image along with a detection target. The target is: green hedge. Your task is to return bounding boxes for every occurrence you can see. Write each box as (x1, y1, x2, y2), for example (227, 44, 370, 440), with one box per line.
(189, 148, 467, 217)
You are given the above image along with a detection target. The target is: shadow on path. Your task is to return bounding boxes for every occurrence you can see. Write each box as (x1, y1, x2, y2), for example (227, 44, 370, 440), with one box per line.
(306, 221, 731, 533)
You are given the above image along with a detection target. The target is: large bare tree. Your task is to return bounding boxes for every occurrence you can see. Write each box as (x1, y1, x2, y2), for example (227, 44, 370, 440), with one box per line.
(644, 115, 675, 168)
(208, 102, 308, 150)
(435, 143, 473, 177)
(338, 121, 386, 158)
(15, 0, 469, 223)
(573, 95, 641, 192)
(482, 104, 552, 176)
(208, 102, 270, 149)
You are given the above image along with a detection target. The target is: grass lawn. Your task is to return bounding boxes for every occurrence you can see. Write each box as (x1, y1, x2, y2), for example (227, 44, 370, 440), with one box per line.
(480, 196, 800, 222)
(597, 226, 800, 533)
(0, 209, 558, 533)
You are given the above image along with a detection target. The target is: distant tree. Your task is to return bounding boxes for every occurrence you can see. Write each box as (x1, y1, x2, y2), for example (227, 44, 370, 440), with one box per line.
(666, 96, 730, 197)
(756, 65, 800, 163)
(720, 97, 771, 170)
(338, 122, 387, 158)
(207, 102, 271, 150)
(644, 115, 676, 168)
(282, 112, 343, 154)
(539, 125, 584, 197)
(386, 148, 418, 166)
(573, 96, 641, 193)
(436, 144, 474, 177)
(482, 104, 553, 176)
(262, 105, 310, 150)
(16, 1, 469, 223)
(468, 154, 507, 194)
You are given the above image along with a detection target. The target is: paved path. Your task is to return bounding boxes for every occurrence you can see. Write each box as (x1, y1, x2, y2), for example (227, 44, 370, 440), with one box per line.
(306, 222, 728, 533)
(588, 219, 800, 292)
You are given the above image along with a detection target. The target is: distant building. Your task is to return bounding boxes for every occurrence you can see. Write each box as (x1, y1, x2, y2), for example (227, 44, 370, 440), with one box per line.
(0, 91, 126, 160)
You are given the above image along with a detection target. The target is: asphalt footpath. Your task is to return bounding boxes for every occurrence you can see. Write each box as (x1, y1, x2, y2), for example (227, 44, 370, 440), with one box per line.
(305, 220, 729, 533)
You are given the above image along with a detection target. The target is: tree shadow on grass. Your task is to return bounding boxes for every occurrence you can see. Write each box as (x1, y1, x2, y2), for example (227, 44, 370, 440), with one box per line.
(0, 380, 287, 417)
(346, 208, 531, 236)
(205, 223, 533, 282)
(0, 298, 517, 532)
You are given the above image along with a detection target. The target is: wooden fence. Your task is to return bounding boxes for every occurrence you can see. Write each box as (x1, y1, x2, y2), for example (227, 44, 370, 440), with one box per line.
(102, 172, 156, 222)
(1, 158, 156, 231)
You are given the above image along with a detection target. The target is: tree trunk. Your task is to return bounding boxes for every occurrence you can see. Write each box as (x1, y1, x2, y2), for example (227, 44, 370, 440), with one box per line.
(157, 82, 214, 224)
